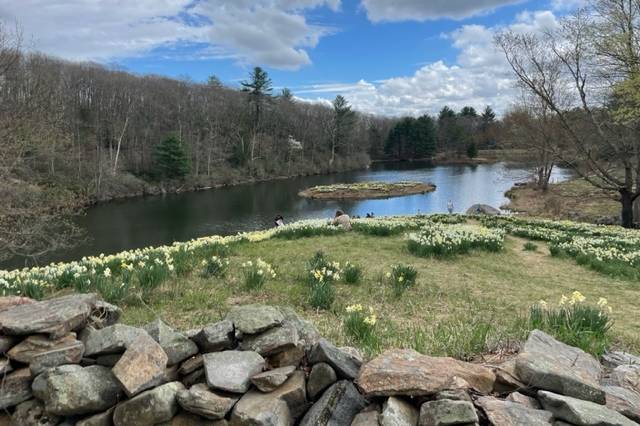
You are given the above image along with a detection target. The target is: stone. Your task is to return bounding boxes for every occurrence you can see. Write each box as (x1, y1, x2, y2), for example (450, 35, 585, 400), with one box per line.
(82, 324, 147, 356)
(604, 385, 640, 422)
(357, 349, 495, 397)
(505, 391, 541, 409)
(192, 320, 235, 352)
(0, 293, 97, 338)
(183, 368, 206, 387)
(606, 364, 640, 393)
(0, 335, 16, 353)
(112, 333, 168, 397)
(7, 333, 80, 363)
(76, 408, 115, 426)
(112, 381, 185, 426)
(251, 365, 297, 392)
(352, 410, 381, 426)
(11, 399, 61, 426)
(179, 354, 203, 375)
(30, 340, 85, 375)
(307, 362, 338, 400)
(0, 415, 9, 426)
(538, 390, 637, 426)
(88, 300, 122, 329)
(96, 353, 121, 366)
(263, 370, 308, 418)
(602, 351, 640, 369)
(225, 305, 284, 335)
(381, 397, 419, 426)
(145, 319, 199, 365)
(340, 347, 364, 364)
(419, 400, 478, 426)
(435, 389, 471, 403)
(465, 204, 500, 215)
(475, 396, 553, 426)
(309, 339, 362, 380)
(178, 383, 238, 420)
(203, 350, 265, 393)
(0, 296, 34, 312)
(165, 364, 180, 382)
(163, 412, 228, 426)
(230, 390, 292, 426)
(32, 364, 123, 416)
(299, 380, 367, 426)
(269, 344, 305, 368)
(493, 359, 527, 394)
(515, 330, 605, 404)
(278, 306, 321, 350)
(0, 357, 10, 375)
(239, 321, 299, 356)
(0, 368, 32, 409)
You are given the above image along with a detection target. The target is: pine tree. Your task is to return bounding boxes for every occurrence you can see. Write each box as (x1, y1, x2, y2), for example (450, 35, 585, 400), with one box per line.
(154, 136, 190, 179)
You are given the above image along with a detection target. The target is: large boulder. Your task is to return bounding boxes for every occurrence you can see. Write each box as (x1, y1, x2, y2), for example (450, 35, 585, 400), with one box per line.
(308, 339, 362, 380)
(0, 368, 32, 409)
(356, 349, 495, 397)
(515, 330, 605, 403)
(418, 399, 478, 426)
(203, 350, 265, 393)
(32, 364, 123, 416)
(0, 293, 97, 338)
(603, 385, 640, 422)
(262, 370, 308, 419)
(144, 319, 198, 366)
(192, 320, 235, 352)
(225, 305, 284, 335)
(538, 390, 637, 426)
(229, 390, 292, 426)
(466, 204, 501, 215)
(475, 396, 553, 425)
(75, 408, 115, 426)
(381, 397, 419, 426)
(112, 381, 185, 426)
(177, 383, 239, 420)
(299, 380, 367, 426)
(82, 324, 147, 356)
(251, 366, 297, 392)
(239, 321, 299, 356)
(307, 363, 338, 400)
(112, 333, 168, 397)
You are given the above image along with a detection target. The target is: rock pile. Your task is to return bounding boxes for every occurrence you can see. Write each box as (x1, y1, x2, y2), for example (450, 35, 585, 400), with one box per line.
(0, 294, 639, 425)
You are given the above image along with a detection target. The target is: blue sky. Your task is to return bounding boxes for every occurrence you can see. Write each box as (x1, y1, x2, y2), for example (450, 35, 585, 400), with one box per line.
(1, 0, 578, 115)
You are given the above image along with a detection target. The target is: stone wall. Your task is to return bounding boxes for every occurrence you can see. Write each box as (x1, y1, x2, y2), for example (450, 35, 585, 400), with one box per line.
(0, 294, 638, 425)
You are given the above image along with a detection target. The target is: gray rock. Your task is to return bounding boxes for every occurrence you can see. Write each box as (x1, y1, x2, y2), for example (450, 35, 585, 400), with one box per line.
(605, 365, 640, 393)
(112, 333, 168, 397)
(96, 353, 121, 367)
(475, 396, 552, 426)
(515, 330, 605, 403)
(352, 410, 381, 426)
(192, 320, 235, 352)
(263, 370, 308, 419)
(277, 307, 321, 350)
(339, 347, 364, 364)
(0, 335, 16, 353)
(177, 383, 239, 420)
(88, 300, 122, 329)
(308, 363, 338, 400)
(381, 397, 418, 426)
(0, 368, 32, 409)
(299, 380, 367, 426)
(239, 321, 299, 356)
(604, 385, 640, 422)
(225, 305, 284, 335)
(179, 354, 204, 375)
(0, 357, 11, 375)
(251, 366, 297, 392)
(82, 324, 147, 356)
(538, 390, 637, 426)
(29, 340, 85, 375)
(162, 412, 228, 425)
(145, 319, 199, 365)
(309, 339, 362, 380)
(466, 204, 500, 215)
(7, 333, 81, 363)
(113, 381, 185, 426)
(203, 350, 265, 393)
(0, 293, 97, 338)
(505, 392, 541, 409)
(32, 364, 123, 416)
(12, 399, 61, 426)
(76, 407, 115, 426)
(602, 352, 640, 369)
(229, 390, 292, 426)
(183, 368, 206, 387)
(419, 399, 478, 426)
(269, 344, 306, 368)
(435, 389, 471, 403)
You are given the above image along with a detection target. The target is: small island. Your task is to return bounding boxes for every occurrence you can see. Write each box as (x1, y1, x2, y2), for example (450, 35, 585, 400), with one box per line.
(298, 181, 436, 200)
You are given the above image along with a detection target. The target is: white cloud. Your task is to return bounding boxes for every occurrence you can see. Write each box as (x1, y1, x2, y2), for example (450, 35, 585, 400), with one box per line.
(0, 0, 339, 69)
(360, 0, 523, 22)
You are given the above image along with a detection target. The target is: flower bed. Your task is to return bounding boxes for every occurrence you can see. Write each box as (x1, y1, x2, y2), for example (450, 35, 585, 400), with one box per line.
(407, 223, 505, 257)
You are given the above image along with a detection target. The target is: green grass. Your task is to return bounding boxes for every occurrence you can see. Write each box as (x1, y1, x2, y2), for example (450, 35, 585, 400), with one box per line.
(117, 232, 640, 358)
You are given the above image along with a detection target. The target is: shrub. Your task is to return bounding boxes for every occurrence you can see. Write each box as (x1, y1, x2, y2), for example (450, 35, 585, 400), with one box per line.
(387, 264, 417, 297)
(343, 262, 362, 284)
(344, 304, 378, 348)
(523, 242, 538, 251)
(308, 280, 335, 310)
(529, 292, 613, 357)
(242, 259, 276, 290)
(201, 256, 230, 278)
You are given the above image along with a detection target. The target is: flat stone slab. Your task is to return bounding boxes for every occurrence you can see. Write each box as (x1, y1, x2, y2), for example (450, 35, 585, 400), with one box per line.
(203, 350, 265, 393)
(0, 294, 97, 338)
(299, 380, 367, 426)
(251, 366, 297, 392)
(309, 339, 362, 380)
(32, 364, 123, 416)
(225, 305, 284, 335)
(145, 319, 199, 366)
(112, 333, 168, 397)
(538, 390, 637, 426)
(177, 383, 239, 420)
(0, 368, 32, 409)
(8, 333, 80, 363)
(476, 396, 553, 426)
(30, 340, 85, 375)
(82, 324, 148, 356)
(113, 381, 185, 426)
(356, 349, 495, 397)
(515, 330, 605, 403)
(239, 321, 299, 356)
(192, 320, 235, 352)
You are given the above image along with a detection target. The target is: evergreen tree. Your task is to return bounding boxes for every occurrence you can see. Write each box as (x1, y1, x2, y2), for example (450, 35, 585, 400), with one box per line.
(414, 115, 436, 158)
(241, 66, 273, 129)
(459, 106, 478, 117)
(279, 87, 293, 101)
(333, 95, 356, 155)
(481, 106, 496, 124)
(466, 142, 478, 158)
(154, 136, 190, 179)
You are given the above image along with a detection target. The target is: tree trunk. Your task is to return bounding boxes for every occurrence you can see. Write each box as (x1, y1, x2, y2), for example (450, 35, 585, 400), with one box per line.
(620, 189, 634, 228)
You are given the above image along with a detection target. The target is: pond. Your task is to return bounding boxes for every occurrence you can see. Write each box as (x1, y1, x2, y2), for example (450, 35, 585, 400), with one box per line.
(4, 161, 571, 268)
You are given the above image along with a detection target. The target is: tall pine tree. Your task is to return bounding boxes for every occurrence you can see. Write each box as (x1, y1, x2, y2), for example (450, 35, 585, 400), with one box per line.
(154, 136, 190, 179)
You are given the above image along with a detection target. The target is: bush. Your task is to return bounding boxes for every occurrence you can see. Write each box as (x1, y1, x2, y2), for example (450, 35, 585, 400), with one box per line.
(343, 262, 362, 284)
(387, 264, 417, 297)
(242, 259, 276, 290)
(344, 304, 378, 348)
(201, 256, 229, 278)
(523, 242, 538, 251)
(308, 281, 335, 310)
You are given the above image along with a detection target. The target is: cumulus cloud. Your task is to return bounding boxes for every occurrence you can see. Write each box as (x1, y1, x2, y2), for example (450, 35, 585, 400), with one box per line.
(0, 0, 339, 69)
(360, 0, 523, 22)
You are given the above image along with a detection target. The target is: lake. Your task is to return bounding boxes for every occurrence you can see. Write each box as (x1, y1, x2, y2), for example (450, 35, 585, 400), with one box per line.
(3, 161, 571, 268)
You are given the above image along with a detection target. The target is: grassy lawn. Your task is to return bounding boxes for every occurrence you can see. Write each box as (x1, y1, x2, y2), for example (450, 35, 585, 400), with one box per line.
(120, 232, 640, 358)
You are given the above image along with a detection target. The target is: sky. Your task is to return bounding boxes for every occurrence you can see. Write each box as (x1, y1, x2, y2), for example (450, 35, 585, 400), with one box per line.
(0, 0, 583, 116)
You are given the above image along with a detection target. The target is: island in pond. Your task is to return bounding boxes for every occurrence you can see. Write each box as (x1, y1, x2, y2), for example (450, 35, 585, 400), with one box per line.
(298, 181, 436, 200)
